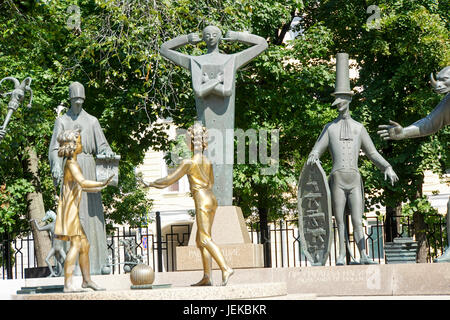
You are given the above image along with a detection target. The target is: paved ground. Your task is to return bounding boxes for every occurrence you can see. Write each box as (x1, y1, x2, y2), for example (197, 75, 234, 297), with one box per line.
(254, 293, 450, 300)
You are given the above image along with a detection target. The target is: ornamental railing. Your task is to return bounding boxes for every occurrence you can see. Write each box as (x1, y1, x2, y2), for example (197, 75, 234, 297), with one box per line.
(1, 213, 446, 279)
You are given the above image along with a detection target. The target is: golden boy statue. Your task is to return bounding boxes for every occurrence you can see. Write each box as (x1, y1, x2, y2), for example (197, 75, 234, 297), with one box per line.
(54, 128, 113, 292)
(143, 123, 234, 286)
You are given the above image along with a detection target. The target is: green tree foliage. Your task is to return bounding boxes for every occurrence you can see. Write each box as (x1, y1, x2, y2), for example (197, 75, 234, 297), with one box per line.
(1, 0, 448, 254)
(0, 0, 184, 235)
(305, 0, 449, 208)
(305, 0, 449, 259)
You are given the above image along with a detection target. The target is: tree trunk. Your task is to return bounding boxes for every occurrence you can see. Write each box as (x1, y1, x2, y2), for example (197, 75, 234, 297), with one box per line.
(413, 177, 428, 263)
(414, 211, 429, 263)
(385, 203, 402, 242)
(23, 146, 52, 267)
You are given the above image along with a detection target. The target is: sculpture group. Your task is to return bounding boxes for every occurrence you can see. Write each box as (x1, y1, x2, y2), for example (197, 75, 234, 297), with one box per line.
(1, 23, 449, 293)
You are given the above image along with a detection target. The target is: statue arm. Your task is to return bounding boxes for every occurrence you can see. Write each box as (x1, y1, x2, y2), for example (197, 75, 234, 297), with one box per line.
(68, 161, 108, 189)
(212, 84, 232, 97)
(361, 127, 392, 171)
(93, 118, 115, 157)
(232, 32, 268, 70)
(361, 127, 398, 185)
(147, 159, 190, 189)
(32, 220, 52, 232)
(194, 78, 221, 98)
(307, 126, 329, 164)
(409, 94, 450, 137)
(377, 94, 450, 140)
(211, 73, 233, 97)
(209, 164, 214, 189)
(160, 35, 192, 70)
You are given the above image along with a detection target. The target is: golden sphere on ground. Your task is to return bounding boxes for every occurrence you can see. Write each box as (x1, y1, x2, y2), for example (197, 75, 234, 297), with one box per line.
(130, 264, 155, 286)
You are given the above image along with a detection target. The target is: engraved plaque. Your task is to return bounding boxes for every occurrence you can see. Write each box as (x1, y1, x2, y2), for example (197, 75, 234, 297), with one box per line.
(297, 162, 333, 266)
(96, 154, 120, 187)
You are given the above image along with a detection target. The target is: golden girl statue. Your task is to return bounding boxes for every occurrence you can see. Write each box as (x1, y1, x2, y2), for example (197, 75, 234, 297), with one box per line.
(54, 128, 113, 292)
(143, 124, 234, 286)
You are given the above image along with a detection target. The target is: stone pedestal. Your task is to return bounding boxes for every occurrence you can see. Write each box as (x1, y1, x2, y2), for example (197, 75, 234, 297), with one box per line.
(177, 243, 264, 270)
(176, 206, 264, 270)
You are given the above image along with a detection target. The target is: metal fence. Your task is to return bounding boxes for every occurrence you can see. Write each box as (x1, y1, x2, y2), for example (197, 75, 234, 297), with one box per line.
(249, 214, 447, 267)
(1, 213, 447, 279)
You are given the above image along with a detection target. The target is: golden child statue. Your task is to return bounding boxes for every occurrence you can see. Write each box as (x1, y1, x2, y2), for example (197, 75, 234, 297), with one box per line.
(143, 124, 234, 286)
(54, 128, 114, 292)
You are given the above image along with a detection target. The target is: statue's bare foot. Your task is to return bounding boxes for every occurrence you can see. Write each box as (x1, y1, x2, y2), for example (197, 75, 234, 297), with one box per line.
(221, 268, 234, 286)
(191, 276, 212, 287)
(360, 256, 377, 265)
(82, 280, 105, 291)
(63, 285, 85, 293)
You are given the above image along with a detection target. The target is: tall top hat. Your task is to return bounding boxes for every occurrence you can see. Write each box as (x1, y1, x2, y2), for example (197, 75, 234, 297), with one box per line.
(69, 81, 85, 99)
(332, 53, 354, 96)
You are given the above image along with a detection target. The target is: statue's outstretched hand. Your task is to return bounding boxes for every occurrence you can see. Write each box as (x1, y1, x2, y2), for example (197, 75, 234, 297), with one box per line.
(136, 175, 153, 188)
(143, 181, 155, 188)
(384, 166, 399, 186)
(377, 120, 405, 141)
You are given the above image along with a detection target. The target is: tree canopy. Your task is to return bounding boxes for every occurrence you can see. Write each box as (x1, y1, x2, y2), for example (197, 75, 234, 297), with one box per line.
(0, 0, 448, 245)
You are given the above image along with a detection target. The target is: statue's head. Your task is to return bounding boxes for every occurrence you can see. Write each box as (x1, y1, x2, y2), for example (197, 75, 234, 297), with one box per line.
(332, 94, 352, 113)
(186, 122, 208, 153)
(0, 77, 32, 111)
(202, 25, 222, 49)
(8, 88, 25, 111)
(69, 81, 85, 109)
(42, 210, 56, 222)
(57, 128, 82, 158)
(430, 66, 450, 94)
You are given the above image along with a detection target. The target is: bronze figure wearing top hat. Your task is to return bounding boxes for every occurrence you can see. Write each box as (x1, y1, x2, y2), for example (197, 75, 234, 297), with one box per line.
(307, 53, 398, 265)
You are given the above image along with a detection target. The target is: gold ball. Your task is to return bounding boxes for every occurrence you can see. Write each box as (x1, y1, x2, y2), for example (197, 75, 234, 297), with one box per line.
(130, 264, 155, 286)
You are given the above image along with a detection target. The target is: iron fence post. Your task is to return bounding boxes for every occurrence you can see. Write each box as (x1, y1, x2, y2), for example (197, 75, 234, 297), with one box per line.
(4, 232, 12, 279)
(259, 214, 271, 268)
(155, 211, 163, 272)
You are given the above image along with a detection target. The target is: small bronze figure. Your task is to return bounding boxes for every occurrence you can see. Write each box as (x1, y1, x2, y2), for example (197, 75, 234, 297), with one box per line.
(143, 123, 234, 286)
(54, 128, 113, 292)
(31, 210, 66, 277)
